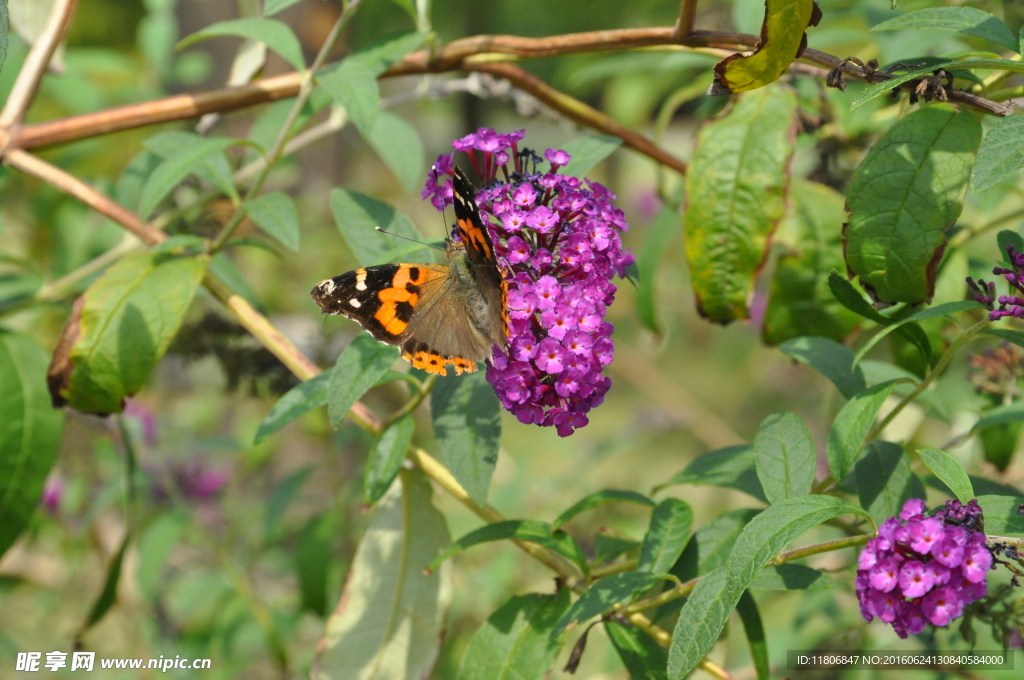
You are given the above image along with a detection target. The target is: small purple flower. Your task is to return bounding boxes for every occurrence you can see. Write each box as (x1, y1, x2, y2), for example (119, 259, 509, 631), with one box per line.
(855, 498, 993, 639)
(41, 475, 63, 514)
(545, 148, 571, 169)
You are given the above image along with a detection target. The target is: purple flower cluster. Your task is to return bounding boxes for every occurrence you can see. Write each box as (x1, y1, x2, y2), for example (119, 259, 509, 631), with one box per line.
(423, 128, 633, 436)
(857, 498, 992, 638)
(970, 244, 1024, 320)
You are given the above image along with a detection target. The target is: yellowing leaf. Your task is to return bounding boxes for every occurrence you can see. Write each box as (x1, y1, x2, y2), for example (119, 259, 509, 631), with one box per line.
(712, 0, 822, 94)
(314, 469, 451, 680)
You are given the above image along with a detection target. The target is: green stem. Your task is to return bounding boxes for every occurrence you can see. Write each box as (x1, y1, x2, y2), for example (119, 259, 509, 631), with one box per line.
(868, 320, 988, 441)
(208, 2, 360, 252)
(384, 374, 437, 429)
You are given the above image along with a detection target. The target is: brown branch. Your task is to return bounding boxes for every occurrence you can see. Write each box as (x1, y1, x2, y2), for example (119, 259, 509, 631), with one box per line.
(0, 0, 78, 135)
(675, 0, 699, 38)
(464, 62, 688, 175)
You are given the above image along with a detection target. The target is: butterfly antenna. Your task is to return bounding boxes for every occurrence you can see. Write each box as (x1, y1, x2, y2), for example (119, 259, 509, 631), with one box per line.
(374, 226, 446, 251)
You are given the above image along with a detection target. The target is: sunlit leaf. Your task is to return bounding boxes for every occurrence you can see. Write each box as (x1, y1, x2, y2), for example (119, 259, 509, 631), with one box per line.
(871, 8, 1018, 53)
(456, 591, 571, 680)
(330, 189, 430, 266)
(638, 498, 693, 574)
(778, 336, 865, 399)
(138, 136, 238, 220)
(559, 135, 623, 178)
(365, 111, 426, 192)
(431, 371, 500, 505)
(178, 18, 305, 73)
(49, 252, 208, 414)
(672, 509, 761, 582)
(318, 59, 380, 135)
(825, 381, 898, 483)
(345, 30, 427, 77)
(144, 131, 238, 202)
(245, 191, 300, 253)
(753, 412, 815, 503)
(0, 331, 64, 558)
(712, 0, 821, 93)
(763, 181, 859, 344)
(845, 106, 980, 303)
(314, 470, 451, 680)
(328, 335, 400, 428)
(684, 84, 796, 322)
(917, 449, 973, 504)
(973, 114, 1024, 192)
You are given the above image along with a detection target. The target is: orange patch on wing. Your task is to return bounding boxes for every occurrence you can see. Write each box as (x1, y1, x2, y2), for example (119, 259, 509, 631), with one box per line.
(458, 218, 492, 258)
(402, 350, 478, 376)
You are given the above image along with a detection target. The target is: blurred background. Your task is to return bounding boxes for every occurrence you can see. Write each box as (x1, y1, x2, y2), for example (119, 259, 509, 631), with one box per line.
(2, 0, 1024, 678)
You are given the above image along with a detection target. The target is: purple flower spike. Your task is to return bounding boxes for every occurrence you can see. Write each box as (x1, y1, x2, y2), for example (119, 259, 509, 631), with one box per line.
(856, 498, 992, 639)
(971, 245, 1024, 319)
(425, 129, 632, 436)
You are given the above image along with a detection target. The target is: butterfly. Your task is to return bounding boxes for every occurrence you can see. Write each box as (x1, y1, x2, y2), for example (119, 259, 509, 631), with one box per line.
(310, 168, 509, 376)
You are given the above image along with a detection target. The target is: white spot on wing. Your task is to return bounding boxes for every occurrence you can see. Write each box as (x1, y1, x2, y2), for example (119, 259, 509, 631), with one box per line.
(355, 270, 368, 291)
(349, 298, 361, 308)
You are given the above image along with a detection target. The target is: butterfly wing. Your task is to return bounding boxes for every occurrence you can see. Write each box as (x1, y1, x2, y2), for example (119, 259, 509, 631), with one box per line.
(310, 263, 489, 376)
(451, 168, 510, 350)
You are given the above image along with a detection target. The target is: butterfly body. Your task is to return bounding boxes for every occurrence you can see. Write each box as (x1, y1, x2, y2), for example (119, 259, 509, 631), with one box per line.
(311, 169, 508, 376)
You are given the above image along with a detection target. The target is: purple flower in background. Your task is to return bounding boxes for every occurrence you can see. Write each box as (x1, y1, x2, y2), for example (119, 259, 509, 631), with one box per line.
(856, 499, 992, 638)
(175, 457, 229, 501)
(40, 475, 63, 514)
(423, 128, 634, 436)
(971, 244, 1024, 320)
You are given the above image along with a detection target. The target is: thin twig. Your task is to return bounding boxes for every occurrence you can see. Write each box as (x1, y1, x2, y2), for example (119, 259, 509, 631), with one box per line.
(464, 62, 687, 175)
(675, 0, 699, 38)
(0, 0, 78, 133)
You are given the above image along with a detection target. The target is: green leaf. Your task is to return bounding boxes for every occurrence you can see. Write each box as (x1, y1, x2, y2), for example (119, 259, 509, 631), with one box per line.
(845, 106, 981, 303)
(825, 381, 899, 483)
(245, 192, 300, 253)
(638, 498, 693, 574)
(318, 59, 380, 135)
(735, 591, 769, 680)
(753, 412, 815, 504)
(917, 448, 973, 504)
(178, 18, 305, 72)
(971, 400, 1024, 432)
(314, 469, 451, 680)
(763, 181, 860, 345)
(684, 85, 797, 323)
(594, 533, 642, 565)
(296, 512, 338, 617)
(672, 509, 762, 582)
(852, 301, 983, 366)
(137, 512, 186, 601)
(551, 489, 656, 532)
(926, 475, 1021, 498)
(254, 372, 330, 444)
(655, 445, 767, 503)
(370, 238, 446, 267)
(856, 441, 920, 523)
(559, 135, 623, 178)
(778, 336, 866, 399)
(365, 111, 426, 193)
(711, 0, 821, 92)
(80, 533, 130, 634)
(976, 494, 1024, 534)
(143, 131, 238, 202)
(431, 371, 500, 506)
(986, 328, 1024, 351)
(871, 8, 1019, 53)
(57, 252, 208, 414)
(973, 114, 1024, 192)
(552, 572, 668, 637)
(330, 188, 429, 266)
(0, 331, 64, 558)
(265, 0, 304, 16)
(456, 591, 572, 680)
(138, 136, 237, 220)
(827, 272, 932, 360)
(363, 415, 415, 506)
(428, 520, 586, 573)
(328, 335, 400, 428)
(850, 62, 955, 110)
(605, 620, 669, 680)
(748, 564, 835, 590)
(265, 467, 312, 539)
(668, 496, 867, 679)
(636, 207, 679, 333)
(345, 31, 427, 77)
